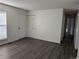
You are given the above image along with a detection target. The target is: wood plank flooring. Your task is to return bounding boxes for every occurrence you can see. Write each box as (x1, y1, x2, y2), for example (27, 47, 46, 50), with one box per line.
(0, 37, 75, 59)
(0, 38, 63, 59)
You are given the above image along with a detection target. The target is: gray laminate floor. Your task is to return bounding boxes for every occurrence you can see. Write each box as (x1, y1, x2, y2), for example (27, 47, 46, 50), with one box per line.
(0, 37, 75, 59)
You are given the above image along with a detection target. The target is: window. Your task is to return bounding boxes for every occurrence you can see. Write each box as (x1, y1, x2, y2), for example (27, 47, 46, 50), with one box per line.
(0, 11, 7, 40)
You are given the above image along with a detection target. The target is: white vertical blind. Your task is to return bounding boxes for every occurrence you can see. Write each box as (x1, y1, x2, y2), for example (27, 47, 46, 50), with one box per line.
(0, 11, 7, 40)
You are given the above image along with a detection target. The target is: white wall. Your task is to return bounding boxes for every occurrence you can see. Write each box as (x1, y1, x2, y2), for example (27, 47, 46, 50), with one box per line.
(28, 9, 63, 43)
(75, 15, 79, 49)
(0, 4, 28, 45)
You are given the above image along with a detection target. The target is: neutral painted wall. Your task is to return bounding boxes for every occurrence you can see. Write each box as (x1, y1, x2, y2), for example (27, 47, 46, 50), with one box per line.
(0, 4, 28, 45)
(75, 15, 79, 49)
(28, 9, 63, 43)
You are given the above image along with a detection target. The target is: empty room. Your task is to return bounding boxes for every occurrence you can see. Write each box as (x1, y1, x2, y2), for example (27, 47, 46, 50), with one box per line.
(0, 0, 79, 59)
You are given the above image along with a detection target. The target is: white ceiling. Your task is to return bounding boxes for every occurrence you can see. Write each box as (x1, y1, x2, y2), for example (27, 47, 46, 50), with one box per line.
(0, 0, 79, 10)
